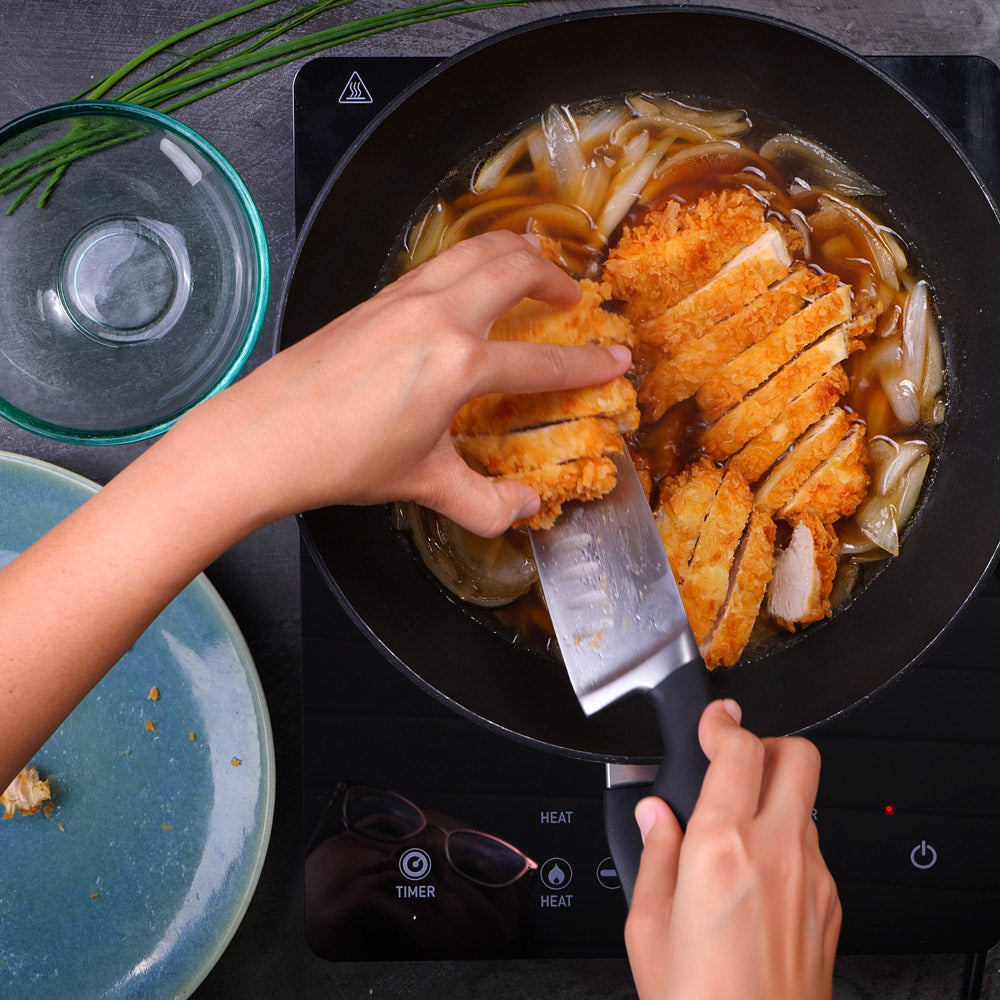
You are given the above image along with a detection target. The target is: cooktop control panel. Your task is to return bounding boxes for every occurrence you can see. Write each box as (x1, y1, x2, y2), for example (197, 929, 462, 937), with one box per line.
(295, 54, 1000, 961)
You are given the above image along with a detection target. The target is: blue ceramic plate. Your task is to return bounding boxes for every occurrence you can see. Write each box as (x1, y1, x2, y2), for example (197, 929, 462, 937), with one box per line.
(0, 451, 275, 999)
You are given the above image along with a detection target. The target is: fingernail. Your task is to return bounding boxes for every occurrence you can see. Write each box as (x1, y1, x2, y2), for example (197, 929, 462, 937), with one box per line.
(721, 698, 742, 725)
(606, 344, 632, 364)
(521, 232, 542, 252)
(634, 797, 659, 844)
(514, 492, 540, 522)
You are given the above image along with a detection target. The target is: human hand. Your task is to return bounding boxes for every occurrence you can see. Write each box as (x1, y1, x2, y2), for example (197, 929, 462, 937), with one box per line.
(191, 230, 631, 537)
(624, 699, 840, 1000)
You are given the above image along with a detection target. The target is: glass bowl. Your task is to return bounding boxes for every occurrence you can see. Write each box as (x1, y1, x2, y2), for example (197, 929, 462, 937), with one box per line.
(0, 101, 269, 444)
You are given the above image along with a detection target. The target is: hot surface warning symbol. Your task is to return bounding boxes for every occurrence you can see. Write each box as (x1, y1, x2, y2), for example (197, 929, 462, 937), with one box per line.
(338, 71, 373, 104)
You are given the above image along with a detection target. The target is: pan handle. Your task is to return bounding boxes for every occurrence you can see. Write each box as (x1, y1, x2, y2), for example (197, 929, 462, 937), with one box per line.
(603, 659, 711, 905)
(604, 764, 656, 904)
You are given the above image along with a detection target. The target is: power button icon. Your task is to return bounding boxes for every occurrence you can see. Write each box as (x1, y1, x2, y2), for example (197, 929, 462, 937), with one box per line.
(909, 840, 938, 870)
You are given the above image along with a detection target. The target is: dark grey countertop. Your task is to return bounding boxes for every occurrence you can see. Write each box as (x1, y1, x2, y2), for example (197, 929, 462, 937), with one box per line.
(2, 2, 999, 997)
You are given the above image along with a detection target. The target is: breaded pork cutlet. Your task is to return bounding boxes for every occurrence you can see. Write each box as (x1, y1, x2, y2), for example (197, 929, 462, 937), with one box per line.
(654, 458, 724, 587)
(727, 368, 850, 486)
(488, 277, 634, 347)
(752, 408, 854, 516)
(678, 466, 754, 646)
(639, 267, 832, 420)
(452, 380, 638, 438)
(780, 420, 869, 522)
(767, 514, 840, 630)
(701, 509, 776, 668)
(699, 326, 850, 461)
(452, 277, 640, 531)
(455, 416, 624, 476)
(603, 188, 773, 327)
(696, 283, 853, 422)
(638, 227, 792, 355)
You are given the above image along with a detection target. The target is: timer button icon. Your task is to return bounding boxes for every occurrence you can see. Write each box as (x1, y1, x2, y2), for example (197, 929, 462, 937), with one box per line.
(909, 840, 938, 870)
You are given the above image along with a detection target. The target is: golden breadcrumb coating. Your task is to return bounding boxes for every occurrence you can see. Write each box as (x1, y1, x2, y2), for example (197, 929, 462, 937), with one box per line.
(452, 378, 638, 437)
(488, 277, 634, 347)
(638, 267, 831, 419)
(654, 457, 724, 587)
(455, 416, 623, 475)
(679, 466, 754, 646)
(780, 420, 869, 522)
(699, 327, 850, 461)
(508, 456, 619, 530)
(2, 765, 52, 820)
(701, 510, 777, 669)
(638, 227, 792, 354)
(696, 284, 852, 422)
(454, 277, 640, 528)
(604, 189, 771, 325)
(727, 368, 850, 486)
(753, 409, 854, 516)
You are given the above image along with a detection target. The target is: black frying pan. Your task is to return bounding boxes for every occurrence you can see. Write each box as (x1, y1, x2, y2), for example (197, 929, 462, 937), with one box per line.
(278, 7, 1000, 763)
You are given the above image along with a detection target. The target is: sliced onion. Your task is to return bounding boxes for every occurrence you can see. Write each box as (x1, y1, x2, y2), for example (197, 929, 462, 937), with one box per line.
(403, 503, 537, 608)
(813, 195, 901, 291)
(471, 127, 532, 194)
(492, 202, 595, 242)
(596, 136, 673, 241)
(627, 94, 750, 136)
(759, 133, 885, 196)
(855, 494, 900, 556)
(541, 104, 586, 203)
(439, 195, 545, 248)
(852, 436, 931, 557)
(404, 199, 450, 269)
(576, 156, 613, 218)
(879, 281, 943, 427)
(577, 104, 631, 148)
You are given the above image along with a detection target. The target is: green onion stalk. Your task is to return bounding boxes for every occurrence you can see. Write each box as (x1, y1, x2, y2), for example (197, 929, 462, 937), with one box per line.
(0, 0, 525, 214)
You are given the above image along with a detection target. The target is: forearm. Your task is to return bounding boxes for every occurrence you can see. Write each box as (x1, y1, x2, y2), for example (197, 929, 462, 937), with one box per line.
(0, 402, 266, 788)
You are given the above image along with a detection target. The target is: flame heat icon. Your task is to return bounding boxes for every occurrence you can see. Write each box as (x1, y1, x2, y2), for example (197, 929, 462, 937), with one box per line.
(338, 71, 373, 105)
(541, 857, 573, 891)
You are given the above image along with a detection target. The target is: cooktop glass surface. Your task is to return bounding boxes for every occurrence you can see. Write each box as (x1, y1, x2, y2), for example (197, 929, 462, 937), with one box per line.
(294, 53, 1000, 965)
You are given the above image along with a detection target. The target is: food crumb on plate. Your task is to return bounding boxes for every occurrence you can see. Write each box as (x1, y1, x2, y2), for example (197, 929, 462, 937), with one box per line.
(144, 720, 156, 732)
(231, 757, 242, 767)
(148, 686, 160, 701)
(1, 765, 52, 819)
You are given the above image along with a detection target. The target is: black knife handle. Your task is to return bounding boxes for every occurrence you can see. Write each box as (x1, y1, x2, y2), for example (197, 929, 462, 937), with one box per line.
(603, 659, 711, 905)
(648, 657, 711, 827)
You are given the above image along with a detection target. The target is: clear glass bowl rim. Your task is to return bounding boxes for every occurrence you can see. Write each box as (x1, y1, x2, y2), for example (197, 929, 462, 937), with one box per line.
(0, 100, 270, 445)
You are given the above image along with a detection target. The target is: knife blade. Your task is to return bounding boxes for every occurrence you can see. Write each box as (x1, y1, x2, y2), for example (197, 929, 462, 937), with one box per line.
(530, 448, 711, 900)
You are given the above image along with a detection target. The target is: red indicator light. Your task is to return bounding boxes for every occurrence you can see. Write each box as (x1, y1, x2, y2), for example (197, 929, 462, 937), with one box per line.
(883, 803, 896, 816)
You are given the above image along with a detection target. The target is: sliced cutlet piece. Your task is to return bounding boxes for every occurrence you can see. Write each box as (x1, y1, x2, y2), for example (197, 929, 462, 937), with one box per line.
(654, 458, 724, 587)
(728, 367, 850, 486)
(455, 417, 622, 475)
(638, 267, 830, 420)
(452, 378, 639, 437)
(489, 277, 635, 347)
(767, 514, 840, 631)
(699, 326, 850, 462)
(701, 509, 776, 669)
(603, 188, 770, 325)
(780, 420, 869, 522)
(510, 457, 618, 531)
(697, 284, 853, 422)
(639, 226, 792, 355)
(753, 409, 852, 516)
(679, 466, 754, 646)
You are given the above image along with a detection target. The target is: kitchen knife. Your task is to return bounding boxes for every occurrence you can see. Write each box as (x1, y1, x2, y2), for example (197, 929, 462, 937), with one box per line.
(530, 448, 711, 902)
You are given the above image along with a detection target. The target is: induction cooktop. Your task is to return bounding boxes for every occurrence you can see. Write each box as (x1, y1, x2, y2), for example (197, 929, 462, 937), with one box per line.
(293, 52, 1000, 986)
